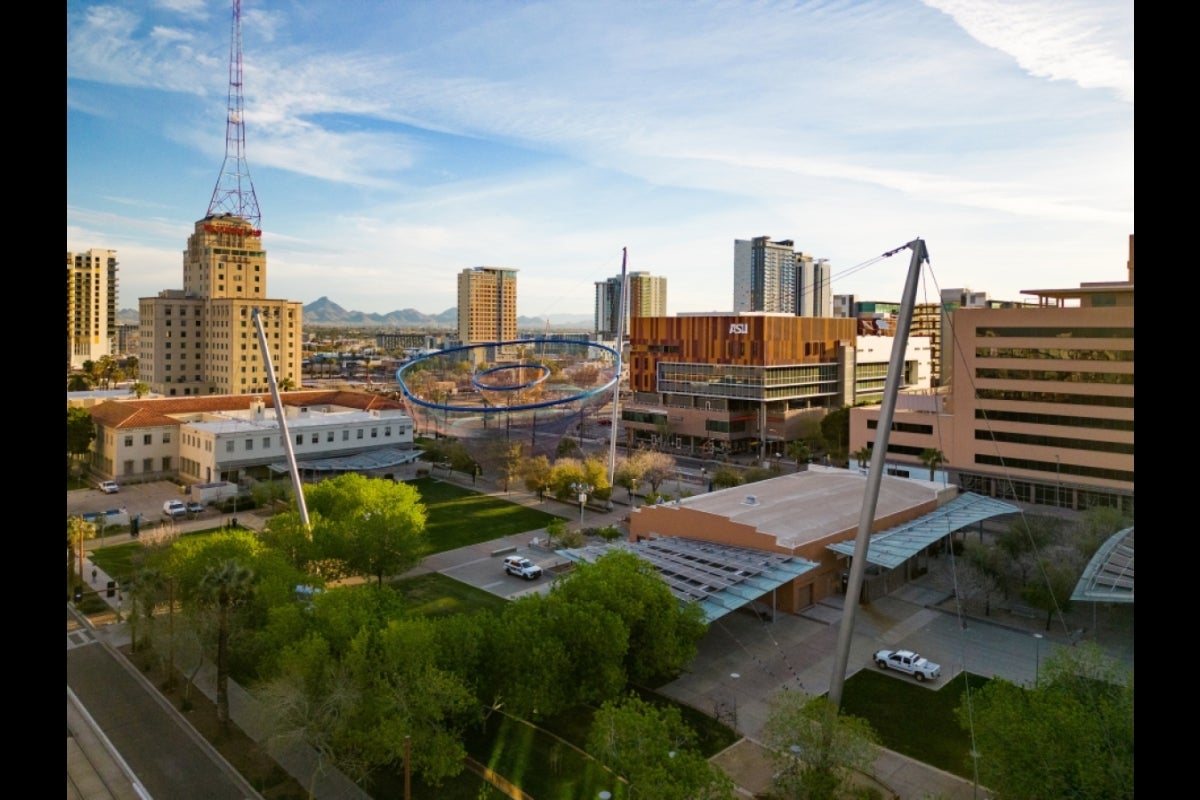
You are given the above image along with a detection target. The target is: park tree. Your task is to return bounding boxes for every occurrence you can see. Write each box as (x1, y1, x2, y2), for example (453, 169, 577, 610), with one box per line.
(521, 454, 553, 499)
(67, 373, 93, 391)
(198, 559, 256, 728)
(709, 465, 743, 490)
(852, 446, 871, 470)
(128, 380, 151, 398)
(957, 643, 1133, 800)
(761, 690, 880, 800)
(67, 406, 96, 477)
(614, 455, 649, 505)
(820, 406, 851, 461)
(638, 450, 677, 495)
(555, 435, 582, 458)
(1019, 559, 1078, 632)
(485, 591, 629, 718)
(587, 692, 735, 800)
(304, 473, 427, 586)
(551, 550, 706, 686)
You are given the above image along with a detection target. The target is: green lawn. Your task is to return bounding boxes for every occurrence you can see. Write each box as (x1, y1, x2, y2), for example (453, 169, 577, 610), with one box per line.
(841, 668, 990, 779)
(390, 572, 509, 617)
(410, 476, 562, 552)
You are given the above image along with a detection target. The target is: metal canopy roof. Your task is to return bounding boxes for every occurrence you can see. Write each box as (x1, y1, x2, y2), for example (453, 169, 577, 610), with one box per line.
(1072, 526, 1134, 603)
(267, 446, 423, 474)
(825, 492, 1019, 569)
(557, 537, 819, 623)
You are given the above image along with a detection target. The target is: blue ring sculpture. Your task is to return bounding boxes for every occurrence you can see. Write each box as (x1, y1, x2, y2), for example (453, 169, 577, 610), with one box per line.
(396, 338, 620, 413)
(472, 362, 552, 392)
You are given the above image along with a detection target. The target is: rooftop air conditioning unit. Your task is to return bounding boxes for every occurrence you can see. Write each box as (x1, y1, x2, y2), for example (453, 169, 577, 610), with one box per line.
(743, 495, 758, 506)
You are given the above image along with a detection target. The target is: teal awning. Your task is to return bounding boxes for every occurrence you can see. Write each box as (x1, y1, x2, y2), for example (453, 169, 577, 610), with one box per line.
(1072, 527, 1134, 603)
(825, 492, 1019, 569)
(267, 446, 423, 474)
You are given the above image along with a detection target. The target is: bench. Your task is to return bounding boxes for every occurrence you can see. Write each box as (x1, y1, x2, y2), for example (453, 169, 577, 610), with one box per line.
(1011, 605, 1040, 619)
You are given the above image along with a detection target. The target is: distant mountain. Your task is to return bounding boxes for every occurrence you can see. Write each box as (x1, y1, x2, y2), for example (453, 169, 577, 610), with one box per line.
(116, 299, 592, 330)
(302, 297, 592, 330)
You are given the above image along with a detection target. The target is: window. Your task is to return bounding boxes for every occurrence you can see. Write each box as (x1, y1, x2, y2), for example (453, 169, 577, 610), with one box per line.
(163, 432, 171, 444)
(143, 458, 153, 473)
(262, 437, 271, 449)
(342, 430, 349, 441)
(311, 433, 319, 444)
(123, 460, 134, 476)
(226, 440, 235, 453)
(245, 439, 253, 451)
(143, 434, 152, 445)
(371, 428, 378, 438)
(357, 429, 364, 439)
(296, 434, 303, 445)
(162, 457, 172, 471)
(327, 431, 334, 442)
(124, 435, 133, 447)
(384, 425, 392, 437)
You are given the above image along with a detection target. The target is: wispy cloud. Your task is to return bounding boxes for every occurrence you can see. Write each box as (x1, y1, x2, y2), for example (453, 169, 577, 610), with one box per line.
(923, 0, 1133, 101)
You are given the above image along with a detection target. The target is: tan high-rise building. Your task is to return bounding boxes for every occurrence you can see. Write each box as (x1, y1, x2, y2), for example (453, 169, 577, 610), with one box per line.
(139, 214, 303, 396)
(67, 249, 119, 370)
(457, 266, 518, 344)
(628, 271, 667, 320)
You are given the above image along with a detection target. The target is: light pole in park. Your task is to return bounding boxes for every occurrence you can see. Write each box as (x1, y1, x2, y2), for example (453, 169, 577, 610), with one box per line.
(571, 481, 593, 528)
(1033, 633, 1044, 685)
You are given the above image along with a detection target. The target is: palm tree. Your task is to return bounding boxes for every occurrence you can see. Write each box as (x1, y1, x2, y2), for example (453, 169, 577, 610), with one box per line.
(853, 446, 872, 470)
(129, 381, 151, 398)
(198, 560, 255, 728)
(66, 516, 96, 585)
(918, 448, 946, 481)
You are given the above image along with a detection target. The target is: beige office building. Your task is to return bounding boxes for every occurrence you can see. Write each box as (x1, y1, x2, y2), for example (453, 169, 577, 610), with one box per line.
(457, 266, 518, 344)
(850, 236, 1134, 514)
(140, 214, 303, 396)
(67, 249, 118, 370)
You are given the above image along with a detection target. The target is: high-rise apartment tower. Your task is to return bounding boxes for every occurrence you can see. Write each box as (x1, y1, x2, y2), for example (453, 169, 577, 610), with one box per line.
(595, 271, 667, 338)
(458, 267, 518, 344)
(67, 249, 119, 370)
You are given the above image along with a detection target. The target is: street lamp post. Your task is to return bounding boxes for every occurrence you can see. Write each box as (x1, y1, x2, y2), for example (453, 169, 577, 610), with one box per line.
(1055, 455, 1061, 508)
(571, 482, 593, 528)
(1033, 633, 1044, 684)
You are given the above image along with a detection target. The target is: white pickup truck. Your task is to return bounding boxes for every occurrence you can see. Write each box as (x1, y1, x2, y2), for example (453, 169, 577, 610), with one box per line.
(874, 649, 941, 682)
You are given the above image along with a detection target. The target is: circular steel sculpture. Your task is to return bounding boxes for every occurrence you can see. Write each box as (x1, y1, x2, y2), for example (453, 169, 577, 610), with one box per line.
(472, 362, 552, 392)
(395, 338, 620, 413)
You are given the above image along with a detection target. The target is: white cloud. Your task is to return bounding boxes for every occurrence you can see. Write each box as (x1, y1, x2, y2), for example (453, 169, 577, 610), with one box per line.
(923, 0, 1134, 101)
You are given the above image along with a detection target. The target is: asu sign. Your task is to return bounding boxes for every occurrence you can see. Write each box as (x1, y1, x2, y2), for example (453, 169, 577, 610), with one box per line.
(729, 323, 748, 334)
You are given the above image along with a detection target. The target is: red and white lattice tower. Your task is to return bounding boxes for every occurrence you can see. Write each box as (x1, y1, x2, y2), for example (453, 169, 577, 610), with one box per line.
(206, 0, 261, 231)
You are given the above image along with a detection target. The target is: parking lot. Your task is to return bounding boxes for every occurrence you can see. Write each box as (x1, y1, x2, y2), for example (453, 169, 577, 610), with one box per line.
(67, 480, 233, 531)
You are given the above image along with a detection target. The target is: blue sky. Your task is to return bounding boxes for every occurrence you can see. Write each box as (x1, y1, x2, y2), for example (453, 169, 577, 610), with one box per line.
(67, 0, 1133, 319)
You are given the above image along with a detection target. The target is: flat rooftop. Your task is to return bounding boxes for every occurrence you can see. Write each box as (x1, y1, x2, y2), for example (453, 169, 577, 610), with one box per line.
(635, 465, 956, 549)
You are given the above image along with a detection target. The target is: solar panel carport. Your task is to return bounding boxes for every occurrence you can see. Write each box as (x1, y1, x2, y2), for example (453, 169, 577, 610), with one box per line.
(557, 538, 819, 623)
(825, 492, 1019, 568)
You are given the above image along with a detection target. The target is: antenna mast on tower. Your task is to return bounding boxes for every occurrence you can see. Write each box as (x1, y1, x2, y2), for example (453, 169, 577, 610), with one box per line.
(207, 0, 261, 231)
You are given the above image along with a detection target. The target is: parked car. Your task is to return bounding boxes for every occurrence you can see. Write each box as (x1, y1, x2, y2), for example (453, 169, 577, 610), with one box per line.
(162, 500, 187, 519)
(185, 501, 205, 515)
(98, 480, 120, 494)
(874, 649, 941, 682)
(503, 555, 543, 580)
